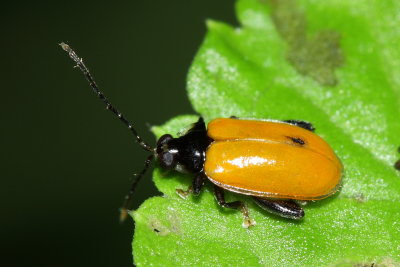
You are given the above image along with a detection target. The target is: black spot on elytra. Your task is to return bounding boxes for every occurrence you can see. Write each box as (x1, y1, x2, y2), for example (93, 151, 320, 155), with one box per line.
(286, 136, 305, 146)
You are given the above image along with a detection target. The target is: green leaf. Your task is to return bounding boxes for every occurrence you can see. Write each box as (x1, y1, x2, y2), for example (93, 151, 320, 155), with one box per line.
(132, 0, 400, 266)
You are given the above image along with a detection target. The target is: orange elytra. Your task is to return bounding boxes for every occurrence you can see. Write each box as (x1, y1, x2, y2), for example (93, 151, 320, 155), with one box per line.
(61, 42, 342, 227)
(205, 118, 342, 201)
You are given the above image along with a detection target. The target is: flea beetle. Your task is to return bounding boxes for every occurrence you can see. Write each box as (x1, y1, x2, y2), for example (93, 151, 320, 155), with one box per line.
(61, 43, 342, 227)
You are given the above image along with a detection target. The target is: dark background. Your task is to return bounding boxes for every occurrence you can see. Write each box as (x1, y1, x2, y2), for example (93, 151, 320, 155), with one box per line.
(2, 1, 236, 266)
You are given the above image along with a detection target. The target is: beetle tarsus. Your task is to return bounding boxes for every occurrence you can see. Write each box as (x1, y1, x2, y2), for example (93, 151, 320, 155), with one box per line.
(239, 204, 256, 228)
(214, 186, 256, 228)
(176, 173, 206, 198)
(176, 186, 193, 199)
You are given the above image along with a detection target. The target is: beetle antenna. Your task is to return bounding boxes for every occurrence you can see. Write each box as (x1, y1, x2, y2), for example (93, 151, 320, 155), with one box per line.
(120, 154, 154, 222)
(60, 42, 153, 152)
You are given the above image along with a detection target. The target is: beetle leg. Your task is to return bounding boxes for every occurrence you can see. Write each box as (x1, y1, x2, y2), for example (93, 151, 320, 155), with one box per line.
(192, 173, 206, 195)
(214, 186, 256, 228)
(176, 173, 205, 199)
(230, 116, 239, 119)
(283, 120, 315, 132)
(253, 197, 304, 220)
(176, 186, 193, 199)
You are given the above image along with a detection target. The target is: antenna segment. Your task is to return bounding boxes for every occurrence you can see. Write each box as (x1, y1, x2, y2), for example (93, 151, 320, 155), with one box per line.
(60, 42, 153, 152)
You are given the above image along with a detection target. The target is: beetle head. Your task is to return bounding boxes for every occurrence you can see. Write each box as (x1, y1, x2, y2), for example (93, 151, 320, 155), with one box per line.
(155, 134, 178, 170)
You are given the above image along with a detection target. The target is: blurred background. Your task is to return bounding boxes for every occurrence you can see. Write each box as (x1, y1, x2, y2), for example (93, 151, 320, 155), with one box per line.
(1, 1, 237, 266)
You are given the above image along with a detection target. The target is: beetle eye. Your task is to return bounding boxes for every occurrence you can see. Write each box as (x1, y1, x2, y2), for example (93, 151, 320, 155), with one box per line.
(158, 151, 176, 169)
(157, 134, 173, 147)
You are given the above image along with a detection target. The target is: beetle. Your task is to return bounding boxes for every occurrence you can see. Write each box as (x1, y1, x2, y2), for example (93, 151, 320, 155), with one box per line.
(61, 43, 342, 227)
